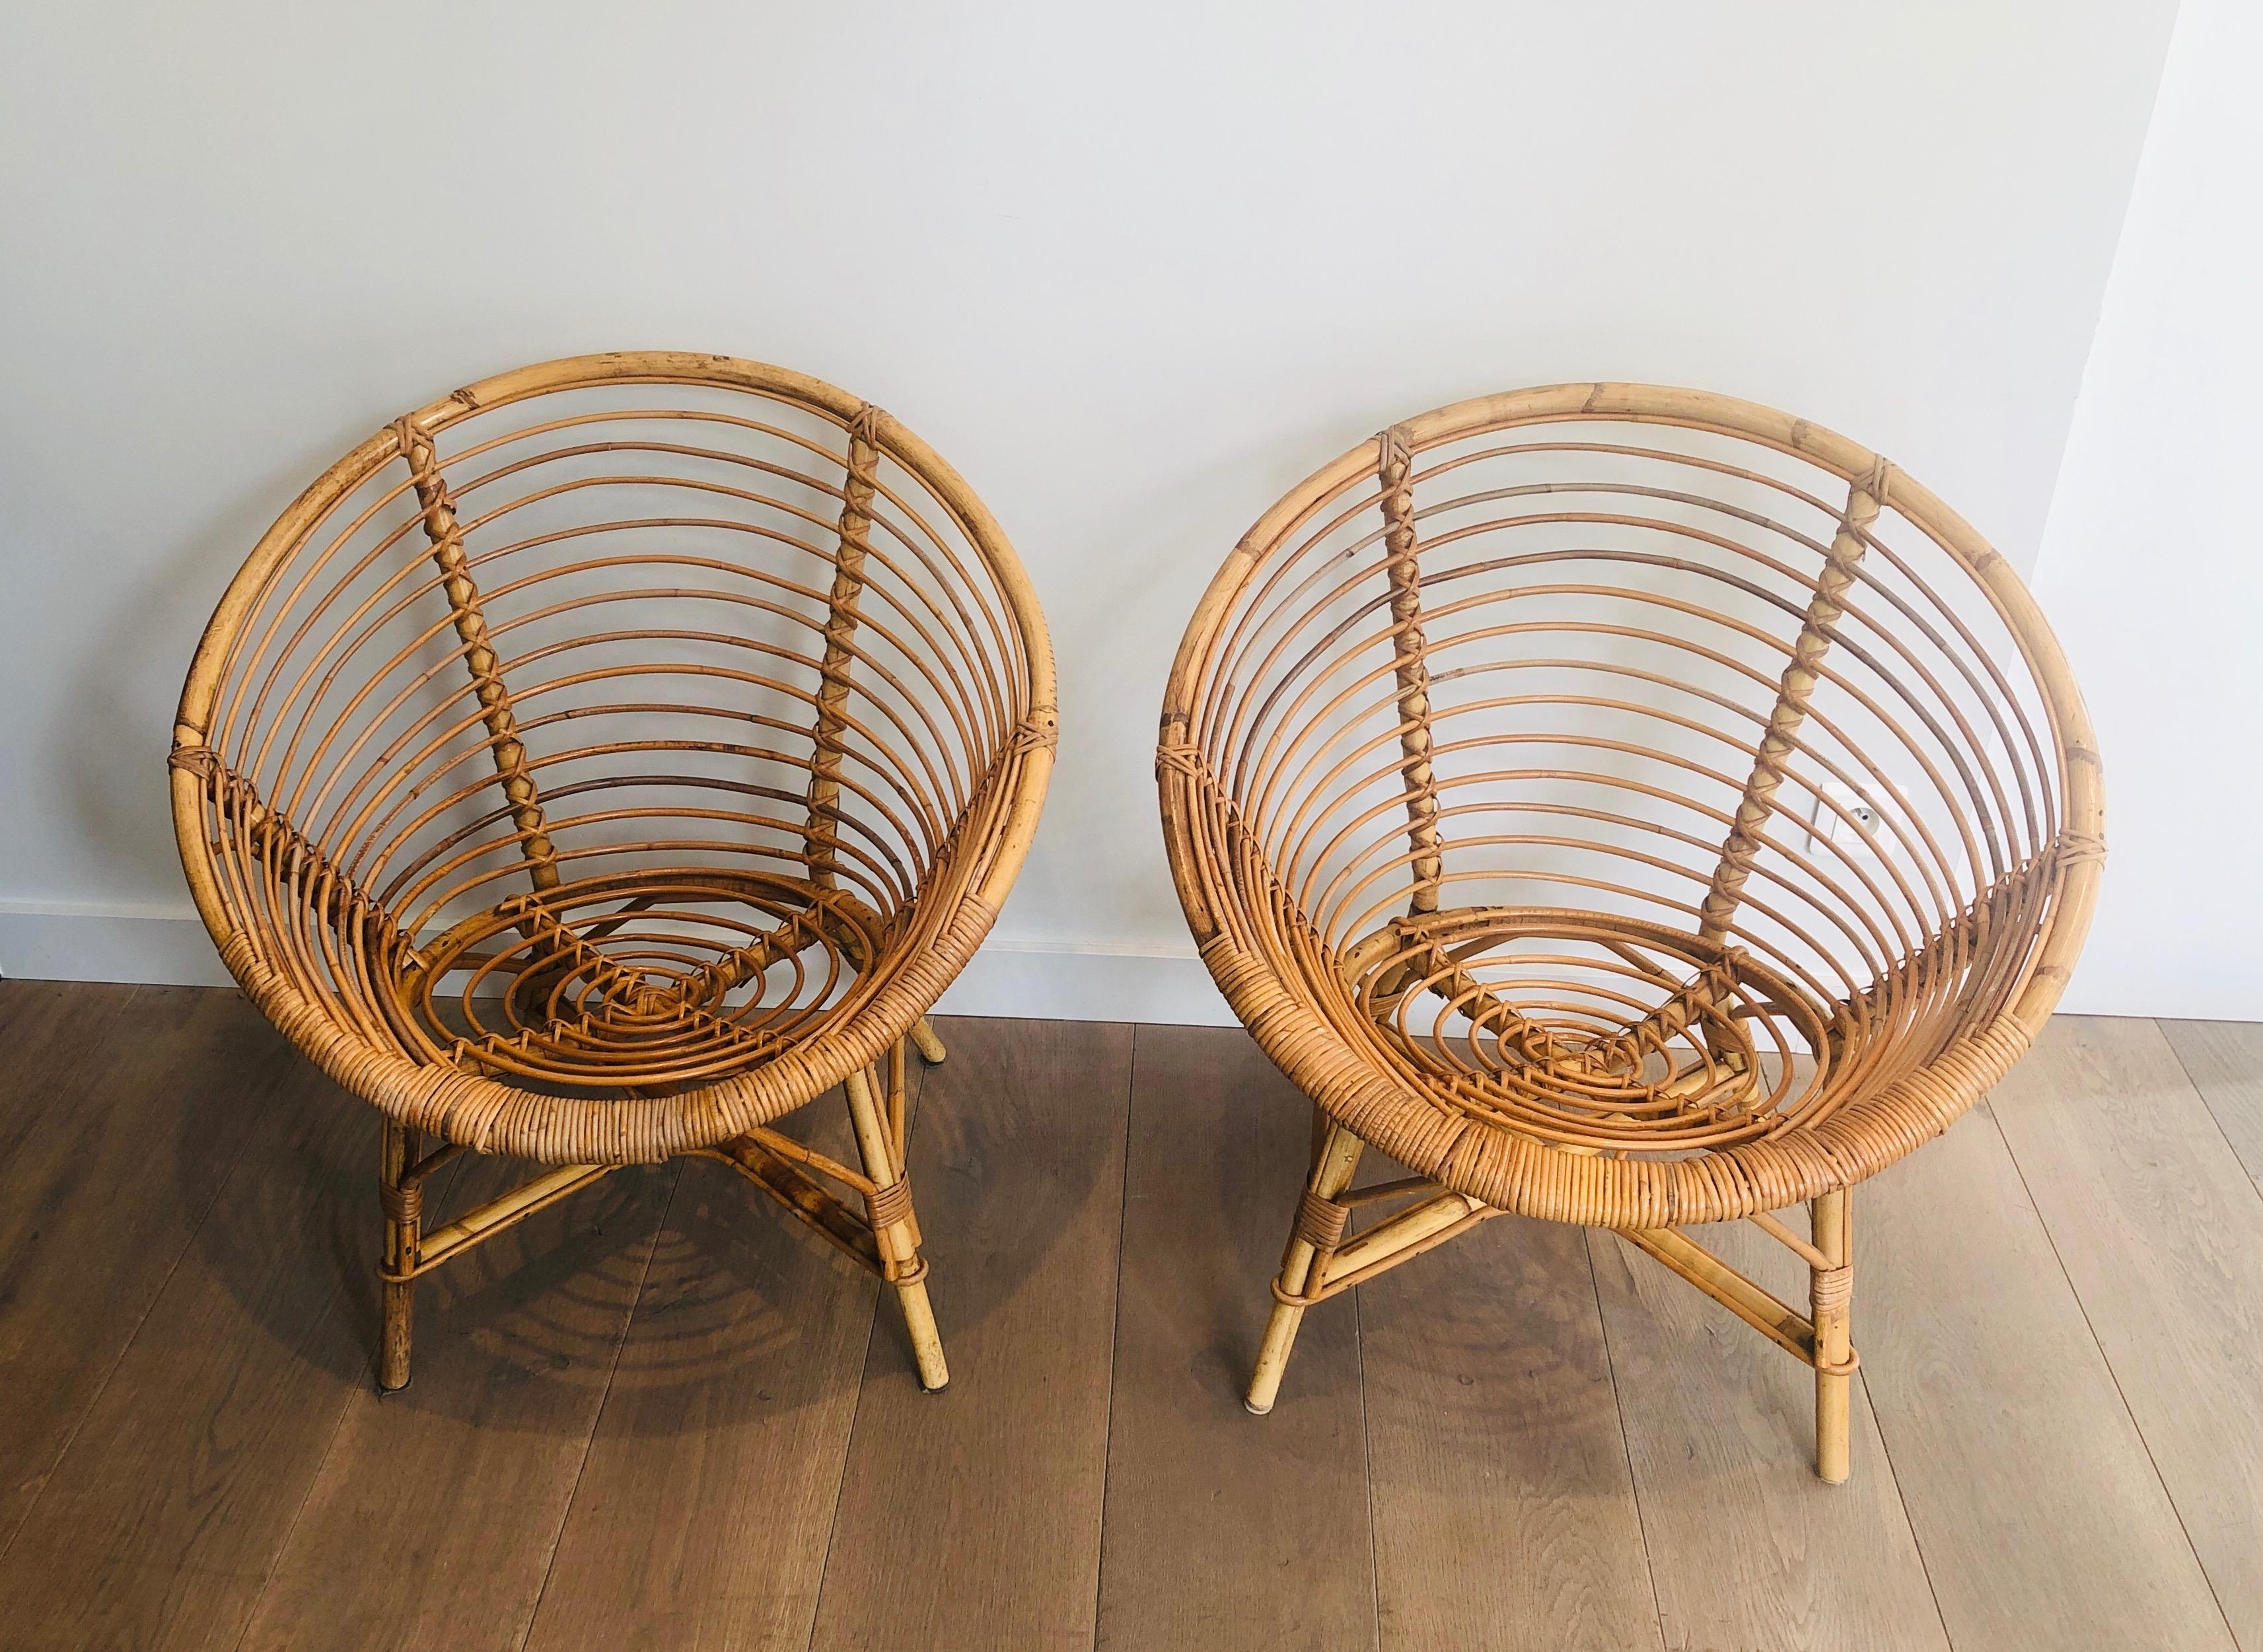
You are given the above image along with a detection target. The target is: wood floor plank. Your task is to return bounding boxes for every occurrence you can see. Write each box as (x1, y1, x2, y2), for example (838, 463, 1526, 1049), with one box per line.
(233, 1154, 680, 1652)
(1992, 1015, 2263, 1649)
(7, 985, 2256, 1652)
(521, 1067, 925, 1652)
(1854, 1093, 2235, 1651)
(2161, 1018, 2263, 1191)
(1590, 1221, 1947, 1652)
(0, 1059, 373, 1651)
(0, 986, 283, 1549)
(811, 1017, 1131, 1652)
(1362, 1209, 1661, 1652)
(0, 978, 137, 1169)
(1095, 1023, 1377, 1652)
(0, 973, 42, 1030)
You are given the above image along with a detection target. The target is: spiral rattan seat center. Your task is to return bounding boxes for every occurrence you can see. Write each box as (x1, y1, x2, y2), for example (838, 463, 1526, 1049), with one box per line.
(1345, 905, 1832, 1151)
(395, 867, 892, 1091)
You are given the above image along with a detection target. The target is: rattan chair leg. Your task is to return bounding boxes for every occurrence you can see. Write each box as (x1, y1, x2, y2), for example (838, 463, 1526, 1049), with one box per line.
(893, 1274, 949, 1390)
(910, 1016, 948, 1066)
(378, 1120, 417, 1392)
(1812, 1188, 1853, 1483)
(1246, 1119, 1364, 1416)
(846, 1064, 949, 1392)
(378, 1290, 414, 1392)
(1307, 1100, 1333, 1172)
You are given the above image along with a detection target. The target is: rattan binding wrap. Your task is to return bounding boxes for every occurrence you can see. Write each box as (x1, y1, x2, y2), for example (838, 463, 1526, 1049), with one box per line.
(1159, 382, 2102, 1230)
(172, 352, 1055, 1167)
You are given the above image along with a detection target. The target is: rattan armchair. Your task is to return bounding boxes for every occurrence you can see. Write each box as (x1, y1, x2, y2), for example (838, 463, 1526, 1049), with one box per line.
(172, 352, 1054, 1391)
(1157, 382, 2101, 1481)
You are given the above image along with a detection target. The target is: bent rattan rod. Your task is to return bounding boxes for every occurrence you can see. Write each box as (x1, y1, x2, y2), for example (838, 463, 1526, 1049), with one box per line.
(1205, 458, 2044, 834)
(219, 419, 1019, 835)
(1225, 533, 2023, 894)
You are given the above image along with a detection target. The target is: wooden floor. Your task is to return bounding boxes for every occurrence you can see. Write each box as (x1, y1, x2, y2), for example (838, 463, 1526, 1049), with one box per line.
(3, 982, 2261, 1651)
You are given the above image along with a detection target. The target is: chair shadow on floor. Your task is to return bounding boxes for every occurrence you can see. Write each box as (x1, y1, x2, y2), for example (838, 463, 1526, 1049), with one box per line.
(171, 1015, 1088, 1437)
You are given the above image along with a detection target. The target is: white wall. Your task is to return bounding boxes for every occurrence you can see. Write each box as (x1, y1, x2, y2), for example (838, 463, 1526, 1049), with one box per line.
(2031, 0, 2262, 1021)
(0, 1, 2180, 1019)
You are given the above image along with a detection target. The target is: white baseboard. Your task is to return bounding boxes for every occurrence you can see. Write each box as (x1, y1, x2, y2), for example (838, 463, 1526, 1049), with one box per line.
(931, 937, 1235, 1026)
(0, 902, 1237, 1026)
(0, 902, 236, 989)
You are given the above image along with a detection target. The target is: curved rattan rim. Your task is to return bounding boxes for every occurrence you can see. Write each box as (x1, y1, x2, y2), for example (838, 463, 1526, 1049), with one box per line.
(173, 351, 1056, 1163)
(1158, 381, 2101, 1226)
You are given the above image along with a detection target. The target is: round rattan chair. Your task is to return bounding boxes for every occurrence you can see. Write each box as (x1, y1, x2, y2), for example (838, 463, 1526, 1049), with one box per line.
(171, 351, 1055, 1392)
(1157, 382, 2101, 1481)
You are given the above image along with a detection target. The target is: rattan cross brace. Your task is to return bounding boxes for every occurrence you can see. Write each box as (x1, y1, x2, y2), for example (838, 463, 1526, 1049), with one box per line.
(1250, 1115, 1859, 1460)
(377, 1032, 946, 1391)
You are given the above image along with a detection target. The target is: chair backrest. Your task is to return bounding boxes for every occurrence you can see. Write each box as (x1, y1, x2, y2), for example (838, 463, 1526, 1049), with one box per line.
(174, 353, 1053, 1102)
(1160, 384, 2101, 1131)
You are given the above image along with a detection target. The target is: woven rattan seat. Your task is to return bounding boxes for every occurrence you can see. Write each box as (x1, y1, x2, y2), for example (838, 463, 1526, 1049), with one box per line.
(1158, 382, 2101, 1480)
(172, 352, 1054, 1390)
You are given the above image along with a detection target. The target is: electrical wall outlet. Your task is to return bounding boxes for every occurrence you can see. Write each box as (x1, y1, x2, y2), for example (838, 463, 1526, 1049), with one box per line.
(1805, 779, 1890, 862)
(1796, 771, 1983, 897)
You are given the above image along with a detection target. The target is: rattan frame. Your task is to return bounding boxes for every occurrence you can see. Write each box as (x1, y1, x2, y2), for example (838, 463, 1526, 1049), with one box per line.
(172, 351, 1055, 1390)
(1158, 382, 2101, 1480)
